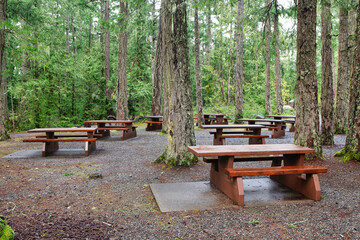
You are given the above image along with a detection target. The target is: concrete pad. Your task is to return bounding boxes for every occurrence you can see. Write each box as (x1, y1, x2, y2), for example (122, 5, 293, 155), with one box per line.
(151, 179, 311, 212)
(150, 181, 232, 212)
(2, 149, 86, 159)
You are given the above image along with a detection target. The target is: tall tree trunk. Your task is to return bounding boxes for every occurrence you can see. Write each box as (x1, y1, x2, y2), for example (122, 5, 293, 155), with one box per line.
(264, 0, 272, 115)
(341, 0, 360, 161)
(227, 22, 233, 106)
(320, 0, 335, 145)
(234, 0, 244, 120)
(151, 2, 163, 116)
(274, 0, 283, 114)
(156, 0, 197, 166)
(0, 0, 8, 140)
(104, 0, 111, 100)
(161, 0, 173, 133)
(219, 17, 225, 101)
(194, 0, 204, 127)
(205, 1, 211, 64)
(116, 0, 129, 120)
(294, 0, 322, 157)
(151, 0, 156, 81)
(335, 1, 350, 134)
(88, 13, 92, 53)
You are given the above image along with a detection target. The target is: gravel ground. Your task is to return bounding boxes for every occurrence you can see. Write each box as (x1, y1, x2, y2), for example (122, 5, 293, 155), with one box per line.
(0, 127, 360, 239)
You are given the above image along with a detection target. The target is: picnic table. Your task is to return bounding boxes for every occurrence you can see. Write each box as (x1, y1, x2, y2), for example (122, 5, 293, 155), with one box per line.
(202, 124, 271, 145)
(84, 120, 137, 140)
(187, 144, 327, 206)
(266, 115, 296, 132)
(237, 118, 288, 138)
(23, 127, 97, 157)
(203, 113, 230, 125)
(144, 116, 163, 131)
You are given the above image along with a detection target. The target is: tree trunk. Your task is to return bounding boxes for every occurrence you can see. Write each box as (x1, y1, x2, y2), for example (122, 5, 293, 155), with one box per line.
(335, 3, 350, 134)
(161, 0, 173, 133)
(320, 0, 335, 145)
(88, 13, 92, 53)
(227, 21, 233, 106)
(294, 0, 322, 157)
(156, 0, 197, 166)
(151, 2, 163, 116)
(264, 0, 272, 115)
(104, 0, 111, 99)
(341, 0, 360, 161)
(0, 0, 8, 141)
(194, 0, 204, 127)
(274, 0, 283, 114)
(219, 17, 225, 101)
(116, 0, 129, 120)
(205, 1, 211, 64)
(234, 0, 244, 120)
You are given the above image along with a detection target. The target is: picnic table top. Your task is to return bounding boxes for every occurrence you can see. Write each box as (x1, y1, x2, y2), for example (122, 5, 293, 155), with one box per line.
(204, 113, 225, 117)
(85, 120, 136, 124)
(144, 116, 163, 118)
(27, 127, 97, 133)
(201, 124, 269, 129)
(187, 144, 314, 157)
(266, 115, 296, 119)
(237, 118, 287, 123)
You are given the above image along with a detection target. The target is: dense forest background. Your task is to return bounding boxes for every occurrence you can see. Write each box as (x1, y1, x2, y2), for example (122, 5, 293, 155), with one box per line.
(0, 0, 353, 130)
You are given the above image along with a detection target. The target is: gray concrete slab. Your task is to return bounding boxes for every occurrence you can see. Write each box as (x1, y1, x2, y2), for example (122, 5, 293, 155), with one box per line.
(2, 149, 86, 159)
(151, 179, 312, 212)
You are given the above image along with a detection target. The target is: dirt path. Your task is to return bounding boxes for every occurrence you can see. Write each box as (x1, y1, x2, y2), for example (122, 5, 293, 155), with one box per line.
(1, 128, 359, 239)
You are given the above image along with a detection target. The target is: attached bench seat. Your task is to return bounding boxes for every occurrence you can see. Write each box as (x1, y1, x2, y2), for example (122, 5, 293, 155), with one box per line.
(209, 130, 253, 135)
(225, 165, 328, 177)
(35, 134, 102, 138)
(23, 138, 97, 142)
(203, 155, 283, 163)
(145, 121, 162, 124)
(220, 134, 269, 144)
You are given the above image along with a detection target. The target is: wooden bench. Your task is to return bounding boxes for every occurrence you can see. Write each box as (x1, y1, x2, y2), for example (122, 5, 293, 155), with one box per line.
(145, 121, 162, 131)
(225, 165, 328, 177)
(209, 130, 253, 135)
(220, 134, 269, 144)
(35, 134, 102, 138)
(203, 155, 283, 164)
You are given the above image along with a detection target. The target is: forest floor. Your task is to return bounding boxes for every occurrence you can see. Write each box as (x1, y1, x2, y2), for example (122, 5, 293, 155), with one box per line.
(1, 127, 360, 239)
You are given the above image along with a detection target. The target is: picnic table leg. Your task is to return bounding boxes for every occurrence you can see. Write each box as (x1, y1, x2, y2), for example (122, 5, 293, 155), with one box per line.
(289, 123, 295, 132)
(271, 154, 322, 201)
(271, 122, 284, 138)
(209, 156, 245, 206)
(121, 123, 137, 140)
(97, 123, 110, 137)
(213, 129, 224, 145)
(42, 132, 58, 157)
(248, 128, 263, 144)
(85, 132, 96, 156)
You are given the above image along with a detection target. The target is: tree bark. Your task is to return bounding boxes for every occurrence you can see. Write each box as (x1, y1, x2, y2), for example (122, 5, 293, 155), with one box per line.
(0, 0, 8, 140)
(156, 0, 197, 166)
(274, 0, 283, 114)
(235, 0, 244, 120)
(227, 21, 233, 106)
(320, 0, 335, 145)
(161, 0, 173, 133)
(294, 0, 322, 157)
(88, 13, 92, 53)
(342, 0, 360, 161)
(151, 1, 163, 116)
(335, 2, 349, 134)
(104, 0, 111, 99)
(205, 1, 211, 64)
(264, 0, 272, 115)
(116, 0, 129, 120)
(194, 0, 204, 127)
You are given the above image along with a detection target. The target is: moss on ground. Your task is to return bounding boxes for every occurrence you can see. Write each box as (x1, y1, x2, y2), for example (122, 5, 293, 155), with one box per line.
(0, 217, 15, 240)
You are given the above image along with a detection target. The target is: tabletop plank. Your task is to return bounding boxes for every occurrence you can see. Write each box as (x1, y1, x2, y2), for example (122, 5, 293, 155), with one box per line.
(237, 119, 286, 123)
(28, 127, 97, 133)
(187, 144, 314, 157)
(266, 115, 296, 119)
(201, 124, 268, 129)
(85, 120, 136, 124)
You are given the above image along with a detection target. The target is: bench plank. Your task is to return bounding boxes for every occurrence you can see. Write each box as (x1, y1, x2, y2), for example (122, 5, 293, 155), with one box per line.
(225, 165, 327, 177)
(220, 135, 269, 139)
(145, 121, 162, 124)
(97, 127, 128, 131)
(203, 155, 283, 163)
(23, 138, 97, 142)
(209, 130, 253, 134)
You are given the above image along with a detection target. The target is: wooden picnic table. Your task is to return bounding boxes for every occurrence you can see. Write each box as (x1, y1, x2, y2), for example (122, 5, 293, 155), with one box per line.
(266, 115, 296, 132)
(187, 144, 327, 206)
(202, 124, 271, 145)
(23, 127, 97, 157)
(203, 113, 229, 125)
(237, 118, 288, 138)
(84, 120, 137, 140)
(144, 116, 163, 131)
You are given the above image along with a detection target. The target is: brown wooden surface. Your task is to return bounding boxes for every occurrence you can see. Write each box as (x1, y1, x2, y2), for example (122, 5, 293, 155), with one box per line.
(266, 115, 296, 119)
(144, 116, 163, 119)
(219, 135, 269, 139)
(28, 127, 97, 133)
(202, 124, 268, 129)
(209, 130, 253, 134)
(97, 127, 128, 131)
(23, 138, 97, 142)
(203, 155, 283, 163)
(187, 144, 315, 157)
(145, 121, 162, 124)
(85, 120, 136, 124)
(225, 165, 327, 177)
(237, 118, 287, 123)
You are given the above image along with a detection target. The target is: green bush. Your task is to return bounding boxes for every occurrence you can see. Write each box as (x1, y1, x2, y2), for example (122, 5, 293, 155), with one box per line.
(0, 217, 15, 240)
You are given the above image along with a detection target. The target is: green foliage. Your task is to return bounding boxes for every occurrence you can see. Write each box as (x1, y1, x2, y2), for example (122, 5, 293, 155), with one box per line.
(0, 217, 15, 240)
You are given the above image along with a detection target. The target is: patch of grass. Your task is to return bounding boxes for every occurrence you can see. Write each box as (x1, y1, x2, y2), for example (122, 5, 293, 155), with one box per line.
(248, 220, 259, 225)
(64, 172, 74, 176)
(289, 223, 298, 229)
